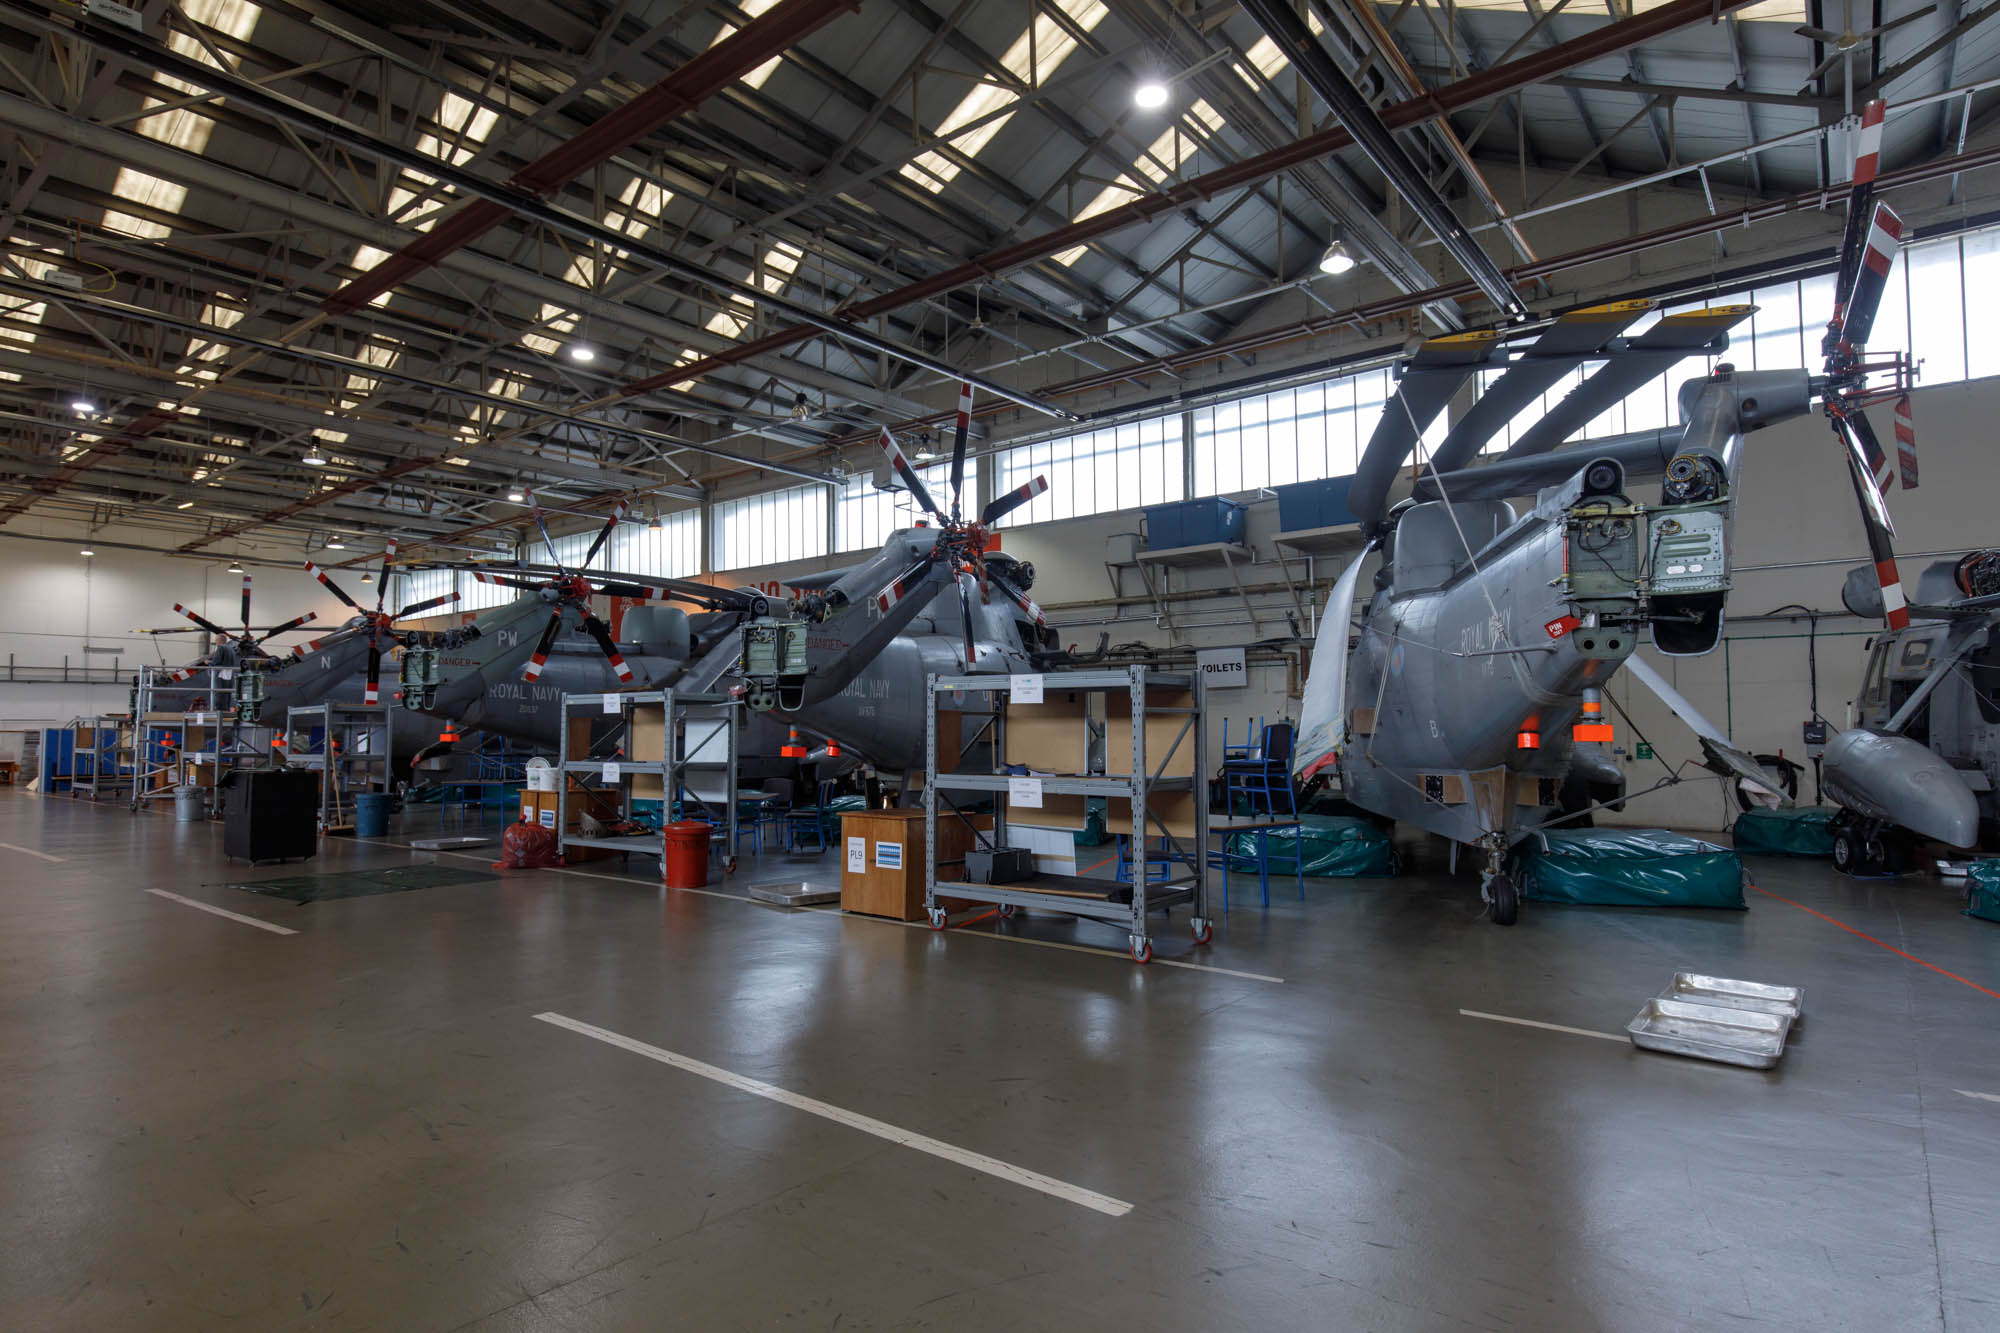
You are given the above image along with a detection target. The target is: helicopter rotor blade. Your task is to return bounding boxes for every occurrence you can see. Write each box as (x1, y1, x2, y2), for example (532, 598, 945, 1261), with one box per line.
(873, 551, 942, 615)
(471, 571, 546, 592)
(1894, 394, 1917, 489)
(581, 498, 629, 570)
(525, 488, 568, 576)
(395, 592, 461, 618)
(238, 573, 252, 634)
(877, 426, 943, 519)
(989, 570, 1047, 628)
(1831, 409, 1911, 630)
(374, 537, 398, 617)
(1836, 203, 1902, 352)
(305, 561, 367, 612)
(980, 474, 1049, 526)
(956, 568, 976, 668)
(950, 382, 972, 519)
(172, 602, 232, 638)
(581, 612, 635, 684)
(363, 639, 383, 705)
(253, 611, 320, 644)
(521, 609, 565, 683)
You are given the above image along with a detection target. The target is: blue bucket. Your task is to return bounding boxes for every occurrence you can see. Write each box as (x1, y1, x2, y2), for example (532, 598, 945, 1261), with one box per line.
(355, 792, 392, 838)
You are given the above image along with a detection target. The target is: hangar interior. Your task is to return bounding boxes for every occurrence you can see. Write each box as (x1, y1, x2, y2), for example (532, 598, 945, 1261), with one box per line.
(2, 0, 1999, 1326)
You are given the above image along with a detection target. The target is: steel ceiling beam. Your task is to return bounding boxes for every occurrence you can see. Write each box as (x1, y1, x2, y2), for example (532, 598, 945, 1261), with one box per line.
(319, 0, 860, 315)
(1237, 0, 1525, 317)
(625, 0, 1765, 397)
(18, 0, 1077, 422)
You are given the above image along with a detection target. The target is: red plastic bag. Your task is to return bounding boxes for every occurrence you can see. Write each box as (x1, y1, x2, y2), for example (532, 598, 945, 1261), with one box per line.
(493, 820, 566, 870)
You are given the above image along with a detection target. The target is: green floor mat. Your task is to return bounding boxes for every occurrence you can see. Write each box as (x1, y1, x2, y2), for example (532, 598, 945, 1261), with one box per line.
(228, 865, 499, 903)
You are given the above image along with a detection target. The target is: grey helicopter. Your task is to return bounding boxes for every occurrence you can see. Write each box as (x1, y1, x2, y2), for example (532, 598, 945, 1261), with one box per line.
(1819, 550, 1999, 872)
(1292, 101, 1915, 923)
(147, 387, 1056, 791)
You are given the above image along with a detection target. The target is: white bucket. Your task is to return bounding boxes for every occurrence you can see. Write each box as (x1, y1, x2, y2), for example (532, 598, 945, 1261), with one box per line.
(525, 757, 556, 792)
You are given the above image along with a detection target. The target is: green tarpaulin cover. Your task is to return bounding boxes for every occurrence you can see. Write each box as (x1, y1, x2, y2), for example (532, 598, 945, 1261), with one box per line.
(1518, 828, 1746, 909)
(1732, 806, 1839, 857)
(1966, 862, 2000, 923)
(1224, 814, 1396, 877)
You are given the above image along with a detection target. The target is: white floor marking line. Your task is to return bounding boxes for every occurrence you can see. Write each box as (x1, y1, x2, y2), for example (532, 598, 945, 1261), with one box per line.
(403, 841, 1282, 983)
(1957, 1089, 2000, 1104)
(146, 888, 298, 936)
(1459, 1008, 1626, 1042)
(0, 841, 65, 863)
(535, 1011, 1133, 1217)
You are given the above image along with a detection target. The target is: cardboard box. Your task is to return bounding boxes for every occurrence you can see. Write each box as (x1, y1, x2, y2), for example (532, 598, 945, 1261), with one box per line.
(839, 809, 989, 921)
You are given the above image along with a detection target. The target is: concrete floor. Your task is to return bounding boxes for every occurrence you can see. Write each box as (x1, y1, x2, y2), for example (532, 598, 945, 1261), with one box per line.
(3, 791, 1998, 1331)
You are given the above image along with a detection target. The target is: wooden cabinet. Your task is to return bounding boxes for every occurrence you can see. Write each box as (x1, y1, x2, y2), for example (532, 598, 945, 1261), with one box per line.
(839, 809, 988, 921)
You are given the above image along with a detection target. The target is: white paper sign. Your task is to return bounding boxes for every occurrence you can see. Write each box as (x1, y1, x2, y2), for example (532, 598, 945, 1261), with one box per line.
(846, 836, 866, 873)
(602, 761, 620, 783)
(1197, 646, 1248, 688)
(1009, 673, 1043, 704)
(1008, 775, 1044, 808)
(875, 840, 904, 870)
(539, 808, 556, 829)
(602, 696, 622, 714)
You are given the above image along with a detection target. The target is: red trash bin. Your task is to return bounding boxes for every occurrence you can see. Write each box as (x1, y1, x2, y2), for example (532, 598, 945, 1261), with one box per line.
(662, 820, 712, 888)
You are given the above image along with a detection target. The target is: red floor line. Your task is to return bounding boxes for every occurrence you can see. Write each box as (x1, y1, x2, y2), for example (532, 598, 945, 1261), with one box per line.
(1748, 882, 2000, 1001)
(1080, 855, 1116, 876)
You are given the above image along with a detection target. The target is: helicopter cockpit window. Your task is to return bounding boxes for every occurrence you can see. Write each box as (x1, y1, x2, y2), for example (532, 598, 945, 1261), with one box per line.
(1861, 638, 1894, 710)
(1900, 638, 1932, 671)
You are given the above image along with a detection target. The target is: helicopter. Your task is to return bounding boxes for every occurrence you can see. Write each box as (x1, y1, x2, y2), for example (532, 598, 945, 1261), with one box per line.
(1292, 99, 1914, 924)
(134, 571, 322, 722)
(1818, 550, 1998, 872)
(148, 387, 1054, 790)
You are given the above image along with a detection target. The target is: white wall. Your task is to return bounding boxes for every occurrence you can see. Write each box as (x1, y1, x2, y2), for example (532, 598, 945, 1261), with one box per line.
(0, 527, 358, 727)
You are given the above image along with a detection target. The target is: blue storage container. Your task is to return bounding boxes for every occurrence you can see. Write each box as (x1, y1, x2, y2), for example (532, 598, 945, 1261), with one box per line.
(1143, 497, 1246, 549)
(1274, 476, 1359, 533)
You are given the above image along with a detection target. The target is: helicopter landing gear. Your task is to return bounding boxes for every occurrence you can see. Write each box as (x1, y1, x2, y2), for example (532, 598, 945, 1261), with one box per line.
(1480, 840, 1519, 926)
(1830, 813, 1904, 876)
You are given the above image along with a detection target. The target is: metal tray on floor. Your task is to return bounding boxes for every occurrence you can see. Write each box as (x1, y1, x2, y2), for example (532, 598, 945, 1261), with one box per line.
(1665, 971, 1803, 1022)
(748, 880, 840, 908)
(1627, 997, 1789, 1069)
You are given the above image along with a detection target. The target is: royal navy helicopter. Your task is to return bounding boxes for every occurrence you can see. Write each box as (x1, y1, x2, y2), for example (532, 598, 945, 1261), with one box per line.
(153, 388, 1053, 787)
(134, 571, 324, 722)
(1293, 100, 1914, 924)
(1822, 551, 1998, 871)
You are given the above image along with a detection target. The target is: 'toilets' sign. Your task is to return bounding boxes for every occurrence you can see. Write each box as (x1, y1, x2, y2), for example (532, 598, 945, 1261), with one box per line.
(1196, 646, 1247, 688)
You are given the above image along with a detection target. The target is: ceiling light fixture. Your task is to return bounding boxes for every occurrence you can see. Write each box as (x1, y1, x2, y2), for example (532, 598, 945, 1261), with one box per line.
(1133, 80, 1170, 110)
(175, 500, 194, 510)
(227, 559, 244, 572)
(568, 344, 596, 363)
(647, 507, 663, 531)
(1318, 240, 1357, 276)
(507, 489, 525, 502)
(325, 539, 344, 550)
(71, 397, 97, 415)
(302, 441, 328, 466)
(360, 572, 373, 584)
(80, 546, 95, 557)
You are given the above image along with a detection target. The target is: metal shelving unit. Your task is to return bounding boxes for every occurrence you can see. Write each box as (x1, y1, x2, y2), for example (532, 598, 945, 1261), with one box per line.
(131, 664, 274, 812)
(72, 715, 135, 802)
(284, 703, 392, 833)
(557, 690, 739, 869)
(924, 665, 1210, 964)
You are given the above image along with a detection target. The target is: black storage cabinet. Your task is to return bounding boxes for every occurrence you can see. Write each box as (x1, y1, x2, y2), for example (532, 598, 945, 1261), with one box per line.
(222, 768, 319, 863)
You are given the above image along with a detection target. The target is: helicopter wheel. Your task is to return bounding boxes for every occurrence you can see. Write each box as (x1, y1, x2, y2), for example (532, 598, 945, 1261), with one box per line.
(1484, 872, 1520, 927)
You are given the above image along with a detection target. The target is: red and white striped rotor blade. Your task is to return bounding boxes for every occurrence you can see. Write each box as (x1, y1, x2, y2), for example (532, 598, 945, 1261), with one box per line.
(1837, 203, 1902, 351)
(980, 474, 1049, 526)
(304, 561, 366, 612)
(521, 609, 564, 684)
(1894, 395, 1917, 490)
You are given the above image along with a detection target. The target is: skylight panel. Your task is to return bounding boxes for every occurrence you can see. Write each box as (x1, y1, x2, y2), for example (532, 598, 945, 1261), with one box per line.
(711, 0, 785, 89)
(901, 0, 1110, 194)
(1055, 99, 1226, 264)
(103, 169, 185, 239)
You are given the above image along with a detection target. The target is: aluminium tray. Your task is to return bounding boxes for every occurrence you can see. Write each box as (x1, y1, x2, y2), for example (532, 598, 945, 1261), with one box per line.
(748, 880, 841, 907)
(1665, 971, 1803, 1022)
(1627, 997, 1789, 1069)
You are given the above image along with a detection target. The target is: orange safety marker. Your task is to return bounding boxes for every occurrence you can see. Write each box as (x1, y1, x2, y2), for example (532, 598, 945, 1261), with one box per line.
(1516, 730, 1541, 750)
(780, 726, 808, 758)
